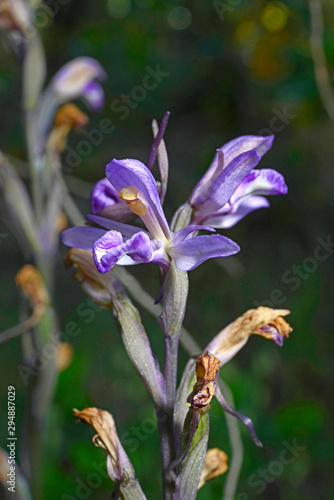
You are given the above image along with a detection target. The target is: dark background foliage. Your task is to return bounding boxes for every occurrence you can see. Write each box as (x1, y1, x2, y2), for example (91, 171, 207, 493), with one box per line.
(1, 0, 333, 498)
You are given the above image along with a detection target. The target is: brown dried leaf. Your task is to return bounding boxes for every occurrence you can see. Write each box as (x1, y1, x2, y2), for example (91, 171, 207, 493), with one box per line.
(56, 212, 68, 233)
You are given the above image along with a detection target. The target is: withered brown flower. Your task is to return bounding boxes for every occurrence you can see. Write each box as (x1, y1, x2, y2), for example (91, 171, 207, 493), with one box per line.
(48, 104, 88, 152)
(206, 307, 292, 366)
(198, 447, 228, 489)
(15, 264, 49, 319)
(187, 351, 220, 411)
(73, 407, 137, 485)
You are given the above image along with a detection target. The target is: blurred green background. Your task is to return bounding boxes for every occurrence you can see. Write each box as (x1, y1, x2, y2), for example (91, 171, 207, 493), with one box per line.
(1, 0, 333, 498)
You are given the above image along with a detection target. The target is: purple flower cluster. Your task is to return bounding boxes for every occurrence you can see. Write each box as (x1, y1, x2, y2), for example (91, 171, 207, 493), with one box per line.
(62, 132, 287, 274)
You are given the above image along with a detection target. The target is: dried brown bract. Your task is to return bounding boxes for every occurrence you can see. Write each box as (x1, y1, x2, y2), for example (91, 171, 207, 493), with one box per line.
(15, 264, 49, 319)
(73, 407, 137, 485)
(73, 407, 118, 460)
(187, 351, 220, 410)
(57, 342, 73, 372)
(65, 248, 122, 308)
(48, 104, 88, 152)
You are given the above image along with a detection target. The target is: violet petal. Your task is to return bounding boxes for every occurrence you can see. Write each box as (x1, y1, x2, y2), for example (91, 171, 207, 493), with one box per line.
(198, 150, 261, 215)
(170, 224, 215, 247)
(93, 230, 153, 273)
(51, 57, 106, 101)
(82, 81, 105, 111)
(190, 135, 274, 206)
(232, 168, 288, 202)
(219, 134, 274, 168)
(62, 226, 106, 251)
(206, 196, 270, 229)
(86, 214, 144, 239)
(168, 234, 240, 271)
(91, 178, 119, 215)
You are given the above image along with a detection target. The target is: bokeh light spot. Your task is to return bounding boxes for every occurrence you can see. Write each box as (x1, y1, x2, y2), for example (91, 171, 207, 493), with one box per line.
(235, 19, 258, 43)
(107, 0, 131, 19)
(260, 1, 289, 32)
(167, 6, 192, 31)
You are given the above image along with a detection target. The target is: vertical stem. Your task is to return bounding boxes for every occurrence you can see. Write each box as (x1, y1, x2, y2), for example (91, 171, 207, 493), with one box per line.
(156, 407, 175, 500)
(26, 111, 43, 225)
(159, 334, 180, 498)
(160, 263, 189, 498)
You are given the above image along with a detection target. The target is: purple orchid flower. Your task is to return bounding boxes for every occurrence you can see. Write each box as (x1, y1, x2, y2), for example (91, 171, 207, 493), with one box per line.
(35, 57, 106, 162)
(189, 135, 287, 228)
(62, 159, 240, 273)
(50, 57, 107, 111)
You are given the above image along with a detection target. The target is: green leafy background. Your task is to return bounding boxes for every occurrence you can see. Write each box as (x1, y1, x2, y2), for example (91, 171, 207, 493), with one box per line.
(0, 0, 333, 498)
